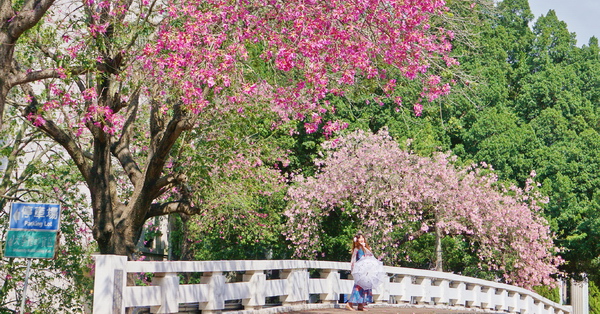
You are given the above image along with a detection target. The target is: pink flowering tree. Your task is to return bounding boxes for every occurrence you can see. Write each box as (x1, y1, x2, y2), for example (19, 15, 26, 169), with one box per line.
(143, 0, 457, 128)
(11, 0, 457, 258)
(0, 0, 55, 129)
(285, 129, 563, 289)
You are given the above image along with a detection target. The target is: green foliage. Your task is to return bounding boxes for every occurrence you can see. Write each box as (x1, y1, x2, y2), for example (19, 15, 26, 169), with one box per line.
(184, 189, 290, 261)
(316, 209, 358, 262)
(0, 113, 94, 313)
(431, 0, 600, 282)
(590, 279, 600, 314)
(441, 236, 498, 281)
(532, 285, 560, 303)
(168, 98, 293, 261)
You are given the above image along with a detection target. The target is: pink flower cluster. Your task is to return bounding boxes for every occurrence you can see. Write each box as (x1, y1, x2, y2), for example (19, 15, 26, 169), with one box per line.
(141, 0, 456, 131)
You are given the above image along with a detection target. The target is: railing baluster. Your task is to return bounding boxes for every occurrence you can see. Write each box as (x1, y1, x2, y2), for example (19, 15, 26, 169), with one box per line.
(372, 273, 390, 305)
(93, 255, 127, 314)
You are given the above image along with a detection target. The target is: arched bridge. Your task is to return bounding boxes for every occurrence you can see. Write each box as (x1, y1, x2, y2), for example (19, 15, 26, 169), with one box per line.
(92, 255, 584, 314)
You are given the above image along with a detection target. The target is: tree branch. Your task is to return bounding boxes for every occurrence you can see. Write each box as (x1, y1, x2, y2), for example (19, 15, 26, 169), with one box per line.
(8, 0, 56, 39)
(10, 66, 87, 86)
(111, 91, 142, 185)
(145, 106, 195, 187)
(149, 173, 188, 200)
(21, 85, 92, 182)
(145, 199, 199, 220)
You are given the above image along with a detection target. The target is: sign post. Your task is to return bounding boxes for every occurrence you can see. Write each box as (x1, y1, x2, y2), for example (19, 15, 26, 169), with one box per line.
(3, 202, 61, 314)
(19, 259, 32, 314)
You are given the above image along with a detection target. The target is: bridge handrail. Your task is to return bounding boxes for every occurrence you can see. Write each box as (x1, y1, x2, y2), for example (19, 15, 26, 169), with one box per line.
(125, 259, 351, 273)
(93, 255, 573, 314)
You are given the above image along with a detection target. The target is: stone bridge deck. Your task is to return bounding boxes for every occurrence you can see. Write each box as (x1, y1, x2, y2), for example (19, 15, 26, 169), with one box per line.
(137, 303, 500, 314)
(290, 307, 487, 314)
(239, 304, 503, 314)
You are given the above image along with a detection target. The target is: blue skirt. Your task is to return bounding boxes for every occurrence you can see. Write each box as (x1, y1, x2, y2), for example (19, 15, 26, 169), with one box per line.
(348, 284, 373, 304)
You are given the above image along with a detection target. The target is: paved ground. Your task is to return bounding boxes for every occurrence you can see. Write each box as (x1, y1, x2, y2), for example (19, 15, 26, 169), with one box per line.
(288, 305, 497, 314)
(289, 310, 476, 314)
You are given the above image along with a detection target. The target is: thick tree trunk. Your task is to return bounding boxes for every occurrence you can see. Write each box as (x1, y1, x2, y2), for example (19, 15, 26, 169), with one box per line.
(92, 200, 141, 258)
(88, 101, 146, 259)
(94, 211, 141, 258)
(91, 188, 149, 259)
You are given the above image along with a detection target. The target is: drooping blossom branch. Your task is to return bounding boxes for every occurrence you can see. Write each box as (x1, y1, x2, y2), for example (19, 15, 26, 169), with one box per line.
(285, 128, 562, 289)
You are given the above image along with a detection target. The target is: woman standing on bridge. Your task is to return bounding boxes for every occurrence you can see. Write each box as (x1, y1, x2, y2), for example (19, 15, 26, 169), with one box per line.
(345, 234, 386, 311)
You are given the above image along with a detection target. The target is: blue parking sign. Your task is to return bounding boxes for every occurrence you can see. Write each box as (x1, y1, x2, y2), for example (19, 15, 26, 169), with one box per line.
(9, 203, 61, 231)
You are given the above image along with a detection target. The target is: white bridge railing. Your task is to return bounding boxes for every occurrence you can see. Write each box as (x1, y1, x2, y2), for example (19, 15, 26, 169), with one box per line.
(93, 255, 575, 314)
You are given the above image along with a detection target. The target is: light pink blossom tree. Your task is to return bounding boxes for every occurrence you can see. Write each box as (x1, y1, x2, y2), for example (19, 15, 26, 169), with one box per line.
(285, 129, 562, 289)
(14, 0, 456, 258)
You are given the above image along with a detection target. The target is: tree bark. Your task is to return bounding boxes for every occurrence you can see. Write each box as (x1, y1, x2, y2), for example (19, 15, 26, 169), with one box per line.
(433, 208, 443, 272)
(434, 224, 443, 272)
(0, 81, 8, 129)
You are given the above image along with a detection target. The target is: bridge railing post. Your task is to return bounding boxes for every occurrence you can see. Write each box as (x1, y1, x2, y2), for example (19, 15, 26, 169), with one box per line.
(430, 279, 450, 305)
(507, 291, 518, 313)
(150, 272, 179, 313)
(242, 270, 266, 310)
(318, 269, 340, 304)
(571, 277, 589, 314)
(520, 294, 533, 313)
(373, 273, 390, 304)
(93, 254, 127, 314)
(198, 271, 226, 313)
(281, 268, 309, 305)
(464, 284, 481, 308)
(494, 288, 508, 312)
(413, 276, 431, 304)
(392, 275, 412, 303)
(480, 286, 494, 310)
(448, 281, 466, 307)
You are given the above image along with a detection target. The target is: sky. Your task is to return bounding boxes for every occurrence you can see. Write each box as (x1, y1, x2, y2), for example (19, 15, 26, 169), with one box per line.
(528, 0, 600, 46)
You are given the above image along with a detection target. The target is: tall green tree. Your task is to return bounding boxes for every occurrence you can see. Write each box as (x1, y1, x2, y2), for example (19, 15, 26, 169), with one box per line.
(445, 2, 600, 281)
